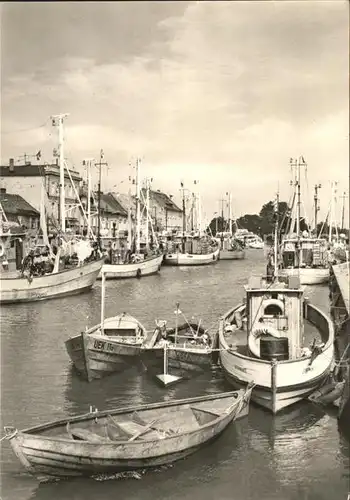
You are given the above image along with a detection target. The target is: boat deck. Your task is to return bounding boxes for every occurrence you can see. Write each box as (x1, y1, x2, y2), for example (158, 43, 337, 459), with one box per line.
(224, 320, 322, 357)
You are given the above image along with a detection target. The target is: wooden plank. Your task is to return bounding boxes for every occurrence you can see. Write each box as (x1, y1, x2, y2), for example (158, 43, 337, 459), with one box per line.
(66, 422, 108, 442)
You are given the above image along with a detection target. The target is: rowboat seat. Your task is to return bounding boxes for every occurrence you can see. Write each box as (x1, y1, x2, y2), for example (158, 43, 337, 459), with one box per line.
(190, 406, 220, 425)
(132, 411, 175, 436)
(66, 423, 110, 442)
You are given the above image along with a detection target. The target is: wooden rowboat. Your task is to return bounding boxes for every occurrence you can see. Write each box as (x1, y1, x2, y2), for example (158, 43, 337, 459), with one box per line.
(65, 313, 148, 381)
(4, 386, 253, 482)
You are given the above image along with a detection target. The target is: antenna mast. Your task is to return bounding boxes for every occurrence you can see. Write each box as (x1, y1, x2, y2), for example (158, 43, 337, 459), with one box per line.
(51, 113, 69, 232)
(95, 150, 108, 249)
(313, 183, 321, 234)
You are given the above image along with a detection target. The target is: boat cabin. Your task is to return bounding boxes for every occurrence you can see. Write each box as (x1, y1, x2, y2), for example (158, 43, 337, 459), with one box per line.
(244, 275, 305, 360)
(281, 238, 328, 269)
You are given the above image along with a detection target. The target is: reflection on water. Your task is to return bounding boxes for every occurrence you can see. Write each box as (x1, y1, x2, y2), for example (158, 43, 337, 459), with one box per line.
(1, 251, 349, 500)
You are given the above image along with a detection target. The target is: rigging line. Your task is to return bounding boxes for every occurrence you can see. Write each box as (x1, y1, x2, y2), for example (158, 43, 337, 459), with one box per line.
(1, 118, 51, 135)
(303, 166, 312, 226)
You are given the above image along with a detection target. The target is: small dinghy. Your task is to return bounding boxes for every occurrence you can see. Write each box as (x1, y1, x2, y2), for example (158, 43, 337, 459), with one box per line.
(4, 387, 253, 482)
(65, 270, 149, 381)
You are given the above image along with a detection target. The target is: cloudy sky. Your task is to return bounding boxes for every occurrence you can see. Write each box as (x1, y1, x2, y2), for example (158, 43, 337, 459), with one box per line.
(1, 1, 349, 225)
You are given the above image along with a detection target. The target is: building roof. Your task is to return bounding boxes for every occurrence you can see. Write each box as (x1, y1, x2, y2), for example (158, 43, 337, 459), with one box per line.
(0, 188, 39, 217)
(113, 193, 137, 215)
(146, 189, 182, 213)
(100, 193, 128, 217)
(0, 161, 82, 181)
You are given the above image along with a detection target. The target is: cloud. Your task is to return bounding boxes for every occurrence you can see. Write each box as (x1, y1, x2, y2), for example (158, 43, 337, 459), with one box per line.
(1, 1, 348, 222)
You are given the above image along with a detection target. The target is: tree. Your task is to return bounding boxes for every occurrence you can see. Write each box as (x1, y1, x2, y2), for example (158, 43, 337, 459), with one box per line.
(236, 214, 262, 235)
(207, 216, 226, 236)
(259, 201, 290, 236)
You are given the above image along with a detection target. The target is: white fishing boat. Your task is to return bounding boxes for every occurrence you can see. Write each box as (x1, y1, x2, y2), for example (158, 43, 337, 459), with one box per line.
(215, 193, 245, 260)
(98, 158, 163, 279)
(0, 114, 103, 304)
(164, 246, 220, 266)
(218, 193, 335, 413)
(0, 258, 103, 304)
(164, 183, 220, 266)
(248, 238, 264, 249)
(279, 157, 330, 285)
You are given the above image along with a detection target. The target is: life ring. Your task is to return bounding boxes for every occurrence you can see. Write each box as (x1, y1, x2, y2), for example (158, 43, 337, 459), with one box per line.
(0, 243, 4, 257)
(261, 298, 284, 316)
(111, 241, 118, 251)
(136, 268, 141, 279)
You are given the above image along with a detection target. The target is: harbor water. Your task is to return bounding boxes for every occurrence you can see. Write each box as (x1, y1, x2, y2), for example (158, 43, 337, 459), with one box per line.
(1, 250, 349, 500)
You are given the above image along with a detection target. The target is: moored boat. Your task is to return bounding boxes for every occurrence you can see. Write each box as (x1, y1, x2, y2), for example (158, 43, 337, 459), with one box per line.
(164, 246, 220, 266)
(279, 237, 330, 285)
(218, 191, 334, 413)
(219, 274, 334, 413)
(98, 158, 164, 279)
(279, 157, 330, 285)
(65, 270, 150, 381)
(218, 238, 245, 260)
(1, 257, 104, 304)
(101, 252, 163, 279)
(66, 313, 148, 382)
(4, 387, 253, 481)
(140, 309, 217, 382)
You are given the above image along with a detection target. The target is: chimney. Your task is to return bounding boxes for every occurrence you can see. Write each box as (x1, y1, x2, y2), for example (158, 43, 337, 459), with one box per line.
(9, 158, 14, 172)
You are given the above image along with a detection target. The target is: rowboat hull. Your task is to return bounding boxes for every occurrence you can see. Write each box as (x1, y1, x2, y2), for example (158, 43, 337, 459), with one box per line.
(141, 345, 213, 373)
(219, 249, 245, 260)
(279, 267, 329, 285)
(219, 303, 334, 413)
(0, 259, 104, 304)
(6, 389, 252, 481)
(66, 333, 142, 381)
(164, 248, 220, 266)
(98, 254, 163, 279)
(65, 315, 147, 381)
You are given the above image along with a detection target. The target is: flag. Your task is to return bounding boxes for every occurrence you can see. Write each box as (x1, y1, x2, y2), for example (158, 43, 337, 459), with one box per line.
(100, 149, 104, 159)
(180, 182, 184, 187)
(300, 156, 306, 164)
(36, 150, 41, 161)
(194, 180, 197, 185)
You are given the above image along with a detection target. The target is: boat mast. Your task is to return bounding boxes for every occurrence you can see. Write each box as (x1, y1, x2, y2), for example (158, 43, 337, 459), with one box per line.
(274, 190, 279, 280)
(197, 192, 201, 237)
(84, 158, 94, 237)
(341, 191, 348, 231)
(144, 177, 151, 249)
(95, 150, 108, 249)
(100, 270, 106, 334)
(296, 159, 301, 240)
(227, 192, 232, 235)
(329, 181, 339, 243)
(135, 158, 141, 254)
(175, 302, 180, 345)
(313, 183, 321, 235)
(51, 113, 69, 232)
(181, 184, 186, 235)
